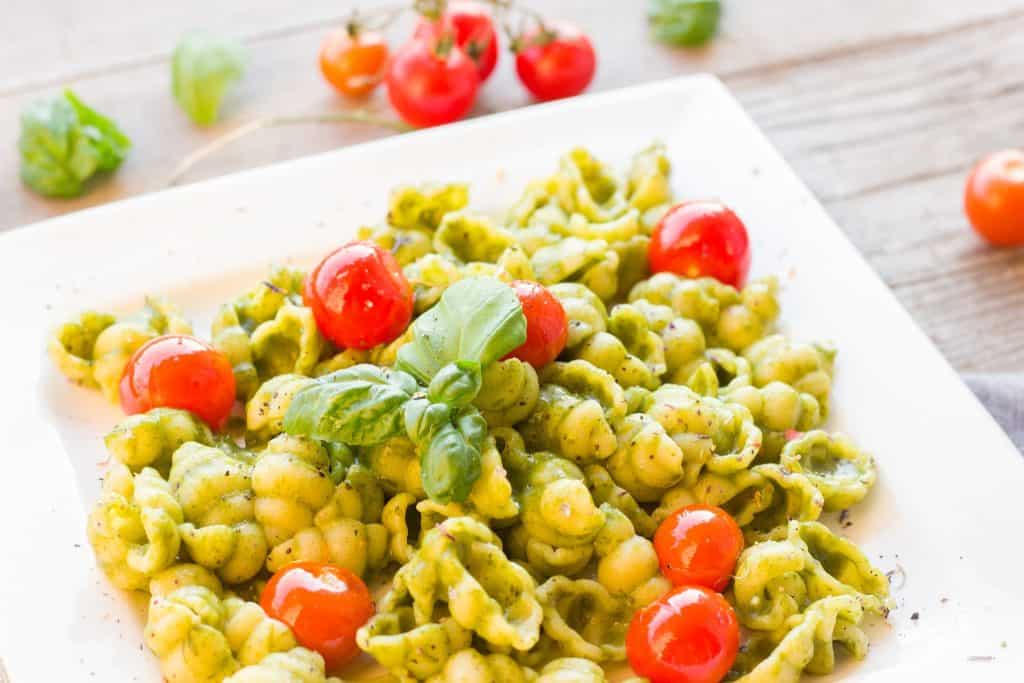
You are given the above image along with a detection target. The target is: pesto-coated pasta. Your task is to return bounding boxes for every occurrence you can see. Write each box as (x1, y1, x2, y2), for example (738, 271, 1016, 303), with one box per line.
(424, 649, 535, 683)
(744, 334, 835, 418)
(105, 408, 214, 475)
(536, 576, 630, 663)
(593, 506, 671, 608)
(245, 374, 317, 444)
(388, 183, 469, 232)
(573, 304, 666, 389)
(474, 358, 540, 427)
(252, 435, 336, 547)
(222, 647, 336, 683)
(434, 212, 515, 263)
(780, 431, 876, 510)
(531, 237, 620, 303)
(549, 282, 608, 350)
(144, 585, 239, 682)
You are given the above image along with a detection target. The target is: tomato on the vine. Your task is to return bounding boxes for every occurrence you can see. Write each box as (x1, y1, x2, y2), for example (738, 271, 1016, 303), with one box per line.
(261, 562, 374, 672)
(964, 149, 1024, 247)
(504, 280, 568, 369)
(514, 22, 596, 101)
(386, 36, 480, 127)
(119, 335, 235, 430)
(626, 585, 740, 683)
(415, 1, 499, 81)
(654, 504, 743, 591)
(648, 200, 751, 287)
(304, 240, 413, 350)
(319, 27, 390, 98)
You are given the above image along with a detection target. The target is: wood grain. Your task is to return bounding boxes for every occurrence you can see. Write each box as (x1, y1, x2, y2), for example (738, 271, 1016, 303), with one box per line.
(1, 0, 1023, 371)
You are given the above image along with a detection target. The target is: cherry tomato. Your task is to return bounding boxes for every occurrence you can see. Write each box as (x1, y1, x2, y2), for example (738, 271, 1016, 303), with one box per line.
(304, 240, 413, 350)
(514, 22, 596, 101)
(119, 335, 235, 430)
(415, 1, 499, 81)
(319, 27, 390, 97)
(261, 562, 374, 672)
(626, 585, 740, 683)
(964, 149, 1024, 246)
(504, 280, 568, 368)
(648, 201, 751, 287)
(654, 504, 743, 591)
(386, 37, 480, 127)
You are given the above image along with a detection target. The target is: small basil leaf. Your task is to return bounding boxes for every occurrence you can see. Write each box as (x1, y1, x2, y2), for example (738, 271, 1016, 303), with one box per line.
(403, 397, 453, 445)
(420, 422, 482, 503)
(648, 0, 721, 47)
(283, 364, 416, 445)
(18, 90, 130, 198)
(172, 33, 246, 126)
(397, 277, 526, 384)
(427, 360, 483, 408)
(455, 408, 488, 453)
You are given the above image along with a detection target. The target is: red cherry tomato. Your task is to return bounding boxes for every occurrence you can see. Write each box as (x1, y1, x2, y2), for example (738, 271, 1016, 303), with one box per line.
(319, 28, 390, 97)
(415, 1, 499, 81)
(304, 240, 413, 350)
(649, 201, 751, 287)
(119, 335, 235, 430)
(654, 504, 744, 591)
(514, 22, 596, 101)
(964, 149, 1024, 246)
(504, 280, 568, 368)
(386, 37, 480, 127)
(626, 585, 740, 683)
(261, 562, 374, 672)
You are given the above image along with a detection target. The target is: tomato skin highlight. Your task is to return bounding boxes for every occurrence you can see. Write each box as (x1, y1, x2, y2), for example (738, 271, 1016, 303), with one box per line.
(304, 241, 413, 350)
(514, 23, 596, 101)
(415, 1, 499, 81)
(504, 280, 568, 368)
(626, 585, 740, 683)
(319, 29, 390, 98)
(261, 562, 374, 672)
(648, 201, 751, 287)
(964, 149, 1024, 246)
(119, 335, 236, 430)
(654, 504, 744, 591)
(386, 38, 480, 127)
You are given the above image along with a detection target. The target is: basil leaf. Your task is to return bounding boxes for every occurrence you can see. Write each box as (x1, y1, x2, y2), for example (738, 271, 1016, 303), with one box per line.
(648, 0, 721, 47)
(427, 360, 483, 408)
(18, 90, 130, 198)
(283, 364, 417, 445)
(397, 277, 527, 384)
(172, 33, 246, 126)
(421, 422, 481, 503)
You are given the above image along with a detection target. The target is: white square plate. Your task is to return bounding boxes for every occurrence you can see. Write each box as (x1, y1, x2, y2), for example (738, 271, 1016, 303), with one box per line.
(2, 75, 1022, 682)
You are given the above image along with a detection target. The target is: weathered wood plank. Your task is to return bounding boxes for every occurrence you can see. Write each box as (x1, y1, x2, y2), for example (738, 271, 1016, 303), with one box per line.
(728, 8, 1024, 372)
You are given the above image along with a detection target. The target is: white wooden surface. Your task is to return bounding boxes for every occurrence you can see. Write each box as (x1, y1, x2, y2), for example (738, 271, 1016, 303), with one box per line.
(2, 0, 1023, 370)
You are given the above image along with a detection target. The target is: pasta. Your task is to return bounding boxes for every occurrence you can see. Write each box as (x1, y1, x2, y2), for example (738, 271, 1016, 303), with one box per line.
(63, 144, 891, 683)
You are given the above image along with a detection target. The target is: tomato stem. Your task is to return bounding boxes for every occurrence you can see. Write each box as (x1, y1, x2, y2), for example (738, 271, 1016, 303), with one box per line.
(168, 111, 412, 186)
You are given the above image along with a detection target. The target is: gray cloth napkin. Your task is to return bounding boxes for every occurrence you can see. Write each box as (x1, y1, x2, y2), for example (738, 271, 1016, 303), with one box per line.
(964, 373, 1024, 454)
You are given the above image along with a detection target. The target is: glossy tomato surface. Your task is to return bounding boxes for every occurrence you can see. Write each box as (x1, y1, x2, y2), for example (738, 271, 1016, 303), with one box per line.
(626, 585, 740, 683)
(964, 149, 1024, 246)
(648, 201, 751, 287)
(514, 22, 596, 101)
(261, 562, 374, 672)
(416, 1, 499, 81)
(304, 240, 413, 350)
(319, 28, 390, 97)
(654, 504, 743, 591)
(119, 335, 235, 430)
(386, 37, 479, 127)
(504, 280, 568, 368)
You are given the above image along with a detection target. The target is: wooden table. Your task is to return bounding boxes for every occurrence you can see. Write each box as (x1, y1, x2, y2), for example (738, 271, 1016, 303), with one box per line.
(3, 0, 1022, 371)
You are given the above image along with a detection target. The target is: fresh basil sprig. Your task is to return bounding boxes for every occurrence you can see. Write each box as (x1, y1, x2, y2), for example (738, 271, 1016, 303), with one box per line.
(397, 277, 527, 385)
(284, 277, 526, 504)
(19, 90, 131, 198)
(648, 0, 721, 47)
(283, 365, 418, 445)
(172, 33, 246, 126)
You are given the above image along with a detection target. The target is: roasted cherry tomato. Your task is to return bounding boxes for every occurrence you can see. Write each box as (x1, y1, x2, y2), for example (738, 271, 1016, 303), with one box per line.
(119, 334, 235, 430)
(415, 1, 499, 81)
(386, 36, 480, 127)
(654, 504, 743, 591)
(514, 22, 596, 101)
(964, 149, 1024, 246)
(504, 280, 568, 368)
(648, 200, 751, 287)
(319, 27, 390, 97)
(261, 562, 374, 672)
(304, 240, 413, 350)
(626, 585, 740, 683)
